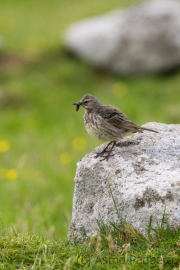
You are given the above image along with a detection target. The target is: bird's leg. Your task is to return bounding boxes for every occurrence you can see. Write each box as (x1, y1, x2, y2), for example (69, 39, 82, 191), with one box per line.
(100, 141, 116, 161)
(95, 141, 116, 161)
(95, 141, 113, 158)
(99, 141, 116, 161)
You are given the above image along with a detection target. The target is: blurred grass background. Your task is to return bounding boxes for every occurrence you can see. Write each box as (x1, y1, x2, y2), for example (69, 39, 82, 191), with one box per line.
(0, 0, 179, 240)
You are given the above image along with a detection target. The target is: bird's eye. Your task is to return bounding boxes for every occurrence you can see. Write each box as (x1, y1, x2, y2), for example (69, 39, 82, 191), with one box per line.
(84, 100, 88, 104)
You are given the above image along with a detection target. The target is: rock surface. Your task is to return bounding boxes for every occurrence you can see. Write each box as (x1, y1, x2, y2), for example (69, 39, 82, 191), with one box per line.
(68, 123, 180, 241)
(65, 0, 180, 75)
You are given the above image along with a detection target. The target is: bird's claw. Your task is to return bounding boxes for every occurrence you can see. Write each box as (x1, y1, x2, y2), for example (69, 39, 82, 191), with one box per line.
(94, 141, 116, 161)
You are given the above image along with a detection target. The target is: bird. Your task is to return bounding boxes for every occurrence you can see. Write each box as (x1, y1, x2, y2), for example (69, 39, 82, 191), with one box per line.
(73, 94, 158, 161)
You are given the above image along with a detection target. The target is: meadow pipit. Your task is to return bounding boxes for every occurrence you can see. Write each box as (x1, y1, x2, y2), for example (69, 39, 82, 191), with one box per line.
(73, 94, 158, 161)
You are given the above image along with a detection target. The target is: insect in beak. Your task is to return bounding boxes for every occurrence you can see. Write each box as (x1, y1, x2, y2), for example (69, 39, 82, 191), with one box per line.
(73, 102, 81, 111)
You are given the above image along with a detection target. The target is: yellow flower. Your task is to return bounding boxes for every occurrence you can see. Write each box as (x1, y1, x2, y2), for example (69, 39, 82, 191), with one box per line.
(0, 140, 10, 153)
(60, 152, 71, 165)
(72, 137, 86, 151)
(111, 82, 128, 98)
(5, 169, 18, 181)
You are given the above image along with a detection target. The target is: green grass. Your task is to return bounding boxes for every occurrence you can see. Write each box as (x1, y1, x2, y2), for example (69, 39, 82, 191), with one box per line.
(0, 0, 180, 242)
(0, 0, 135, 55)
(0, 221, 179, 269)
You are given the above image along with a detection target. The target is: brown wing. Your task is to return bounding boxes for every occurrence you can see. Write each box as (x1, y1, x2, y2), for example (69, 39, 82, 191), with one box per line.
(99, 105, 139, 132)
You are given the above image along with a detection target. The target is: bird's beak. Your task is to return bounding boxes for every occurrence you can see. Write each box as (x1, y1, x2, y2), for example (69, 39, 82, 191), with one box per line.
(73, 101, 82, 111)
(73, 102, 81, 106)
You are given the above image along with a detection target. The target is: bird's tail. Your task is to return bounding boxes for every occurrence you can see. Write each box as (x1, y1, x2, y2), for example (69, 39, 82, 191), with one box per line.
(139, 126, 159, 133)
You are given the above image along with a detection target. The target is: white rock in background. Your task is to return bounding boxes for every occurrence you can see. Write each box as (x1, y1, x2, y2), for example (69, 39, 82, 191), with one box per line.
(68, 123, 180, 241)
(65, 0, 180, 75)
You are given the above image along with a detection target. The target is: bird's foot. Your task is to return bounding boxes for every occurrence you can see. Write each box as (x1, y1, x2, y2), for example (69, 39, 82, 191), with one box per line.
(95, 141, 116, 161)
(95, 151, 115, 161)
(100, 153, 115, 161)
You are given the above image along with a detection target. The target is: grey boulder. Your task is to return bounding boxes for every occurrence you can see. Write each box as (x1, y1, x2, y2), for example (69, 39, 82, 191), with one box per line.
(65, 0, 180, 75)
(68, 123, 180, 241)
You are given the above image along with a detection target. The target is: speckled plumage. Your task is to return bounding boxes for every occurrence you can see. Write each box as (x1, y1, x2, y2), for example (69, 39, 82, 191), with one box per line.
(73, 94, 158, 160)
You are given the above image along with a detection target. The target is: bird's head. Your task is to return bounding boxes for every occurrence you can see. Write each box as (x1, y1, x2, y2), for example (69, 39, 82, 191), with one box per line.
(73, 94, 101, 112)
